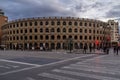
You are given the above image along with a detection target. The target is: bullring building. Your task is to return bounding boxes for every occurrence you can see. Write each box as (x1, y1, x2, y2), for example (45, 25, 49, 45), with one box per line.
(1, 16, 116, 50)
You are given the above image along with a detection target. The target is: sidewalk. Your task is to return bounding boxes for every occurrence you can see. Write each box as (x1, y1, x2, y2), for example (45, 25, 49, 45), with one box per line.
(52, 49, 105, 54)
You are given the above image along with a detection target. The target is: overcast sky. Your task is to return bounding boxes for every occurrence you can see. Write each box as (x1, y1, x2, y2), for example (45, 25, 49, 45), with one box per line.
(0, 0, 120, 22)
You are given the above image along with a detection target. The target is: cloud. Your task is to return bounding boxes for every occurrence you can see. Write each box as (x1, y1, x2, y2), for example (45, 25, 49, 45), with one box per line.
(0, 0, 120, 22)
(106, 5, 120, 18)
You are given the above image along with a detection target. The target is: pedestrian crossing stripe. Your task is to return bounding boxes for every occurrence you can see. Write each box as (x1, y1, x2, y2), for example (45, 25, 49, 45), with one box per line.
(38, 72, 79, 80)
(52, 69, 120, 80)
(62, 66, 120, 75)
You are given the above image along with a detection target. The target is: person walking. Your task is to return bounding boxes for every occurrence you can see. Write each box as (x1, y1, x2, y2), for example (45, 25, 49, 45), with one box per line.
(113, 46, 116, 54)
(89, 45, 92, 53)
(83, 45, 87, 54)
(116, 46, 119, 55)
(106, 47, 109, 54)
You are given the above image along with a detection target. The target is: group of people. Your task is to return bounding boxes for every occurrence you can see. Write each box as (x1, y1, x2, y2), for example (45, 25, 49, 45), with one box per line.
(113, 46, 119, 55)
(83, 45, 119, 55)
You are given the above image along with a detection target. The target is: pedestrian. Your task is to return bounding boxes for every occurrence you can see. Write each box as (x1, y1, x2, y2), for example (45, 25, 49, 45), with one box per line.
(89, 45, 92, 53)
(116, 46, 119, 55)
(113, 46, 116, 54)
(83, 45, 87, 54)
(103, 46, 106, 53)
(106, 47, 109, 54)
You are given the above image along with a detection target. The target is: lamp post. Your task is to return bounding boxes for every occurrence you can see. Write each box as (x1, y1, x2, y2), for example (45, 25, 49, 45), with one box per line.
(23, 33, 25, 50)
(4, 36, 8, 50)
(67, 38, 73, 53)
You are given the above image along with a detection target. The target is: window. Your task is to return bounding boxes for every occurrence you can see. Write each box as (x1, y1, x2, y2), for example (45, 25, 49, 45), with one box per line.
(69, 28, 72, 33)
(34, 21, 38, 26)
(29, 29, 32, 33)
(40, 35, 43, 40)
(89, 30, 91, 33)
(57, 35, 61, 40)
(25, 36, 27, 40)
(80, 29, 82, 33)
(35, 35, 38, 40)
(89, 23, 91, 26)
(34, 28, 38, 33)
(57, 28, 60, 32)
(63, 21, 66, 25)
(13, 24, 15, 28)
(69, 21, 72, 25)
(29, 36, 32, 40)
(17, 23, 19, 27)
(63, 35, 66, 40)
(80, 36, 82, 40)
(51, 21, 54, 25)
(46, 21, 49, 25)
(46, 28, 49, 32)
(21, 36, 23, 40)
(63, 28, 66, 33)
(89, 36, 91, 40)
(74, 36, 78, 40)
(80, 22, 82, 26)
(93, 23, 95, 27)
(97, 37, 99, 40)
(20, 23, 23, 27)
(17, 30, 19, 33)
(45, 35, 49, 40)
(51, 35, 54, 40)
(97, 24, 99, 27)
(25, 29, 27, 33)
(93, 30, 95, 33)
(57, 21, 60, 25)
(20, 30, 23, 33)
(69, 35, 72, 39)
(74, 28, 78, 33)
(84, 29, 87, 33)
(51, 28, 54, 32)
(25, 22, 27, 26)
(74, 22, 77, 26)
(85, 36, 87, 40)
(17, 36, 19, 40)
(84, 23, 87, 26)
(40, 21, 43, 25)
(29, 22, 32, 26)
(40, 28, 43, 32)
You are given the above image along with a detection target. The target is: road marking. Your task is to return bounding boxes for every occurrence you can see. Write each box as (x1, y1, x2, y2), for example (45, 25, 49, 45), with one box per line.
(38, 72, 79, 80)
(63, 66, 120, 75)
(0, 59, 41, 67)
(0, 65, 10, 69)
(0, 66, 38, 76)
(53, 69, 120, 80)
(0, 54, 96, 76)
(38, 54, 95, 67)
(26, 77, 36, 80)
(69, 63, 120, 71)
(6, 64, 19, 68)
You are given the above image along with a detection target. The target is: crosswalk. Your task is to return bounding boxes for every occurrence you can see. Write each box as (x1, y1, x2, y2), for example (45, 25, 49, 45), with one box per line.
(26, 56, 120, 80)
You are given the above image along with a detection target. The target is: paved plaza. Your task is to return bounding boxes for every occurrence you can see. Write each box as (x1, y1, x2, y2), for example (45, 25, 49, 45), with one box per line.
(0, 49, 120, 80)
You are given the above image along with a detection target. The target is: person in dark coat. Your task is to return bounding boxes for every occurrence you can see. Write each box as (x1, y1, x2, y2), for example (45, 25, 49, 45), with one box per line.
(106, 47, 109, 54)
(116, 46, 119, 55)
(83, 45, 87, 54)
(113, 46, 116, 54)
(89, 45, 92, 53)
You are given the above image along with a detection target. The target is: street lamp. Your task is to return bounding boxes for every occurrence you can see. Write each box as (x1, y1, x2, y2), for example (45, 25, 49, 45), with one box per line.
(23, 33, 25, 50)
(67, 38, 73, 53)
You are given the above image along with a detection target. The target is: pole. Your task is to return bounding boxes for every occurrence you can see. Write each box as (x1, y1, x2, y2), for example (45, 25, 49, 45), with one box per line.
(23, 33, 25, 50)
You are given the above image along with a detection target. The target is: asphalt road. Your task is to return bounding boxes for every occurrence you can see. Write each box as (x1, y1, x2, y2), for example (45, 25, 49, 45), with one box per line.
(0, 50, 120, 80)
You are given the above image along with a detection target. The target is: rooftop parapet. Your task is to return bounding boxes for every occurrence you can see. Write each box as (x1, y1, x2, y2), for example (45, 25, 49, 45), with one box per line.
(0, 9, 4, 16)
(8, 17, 106, 23)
